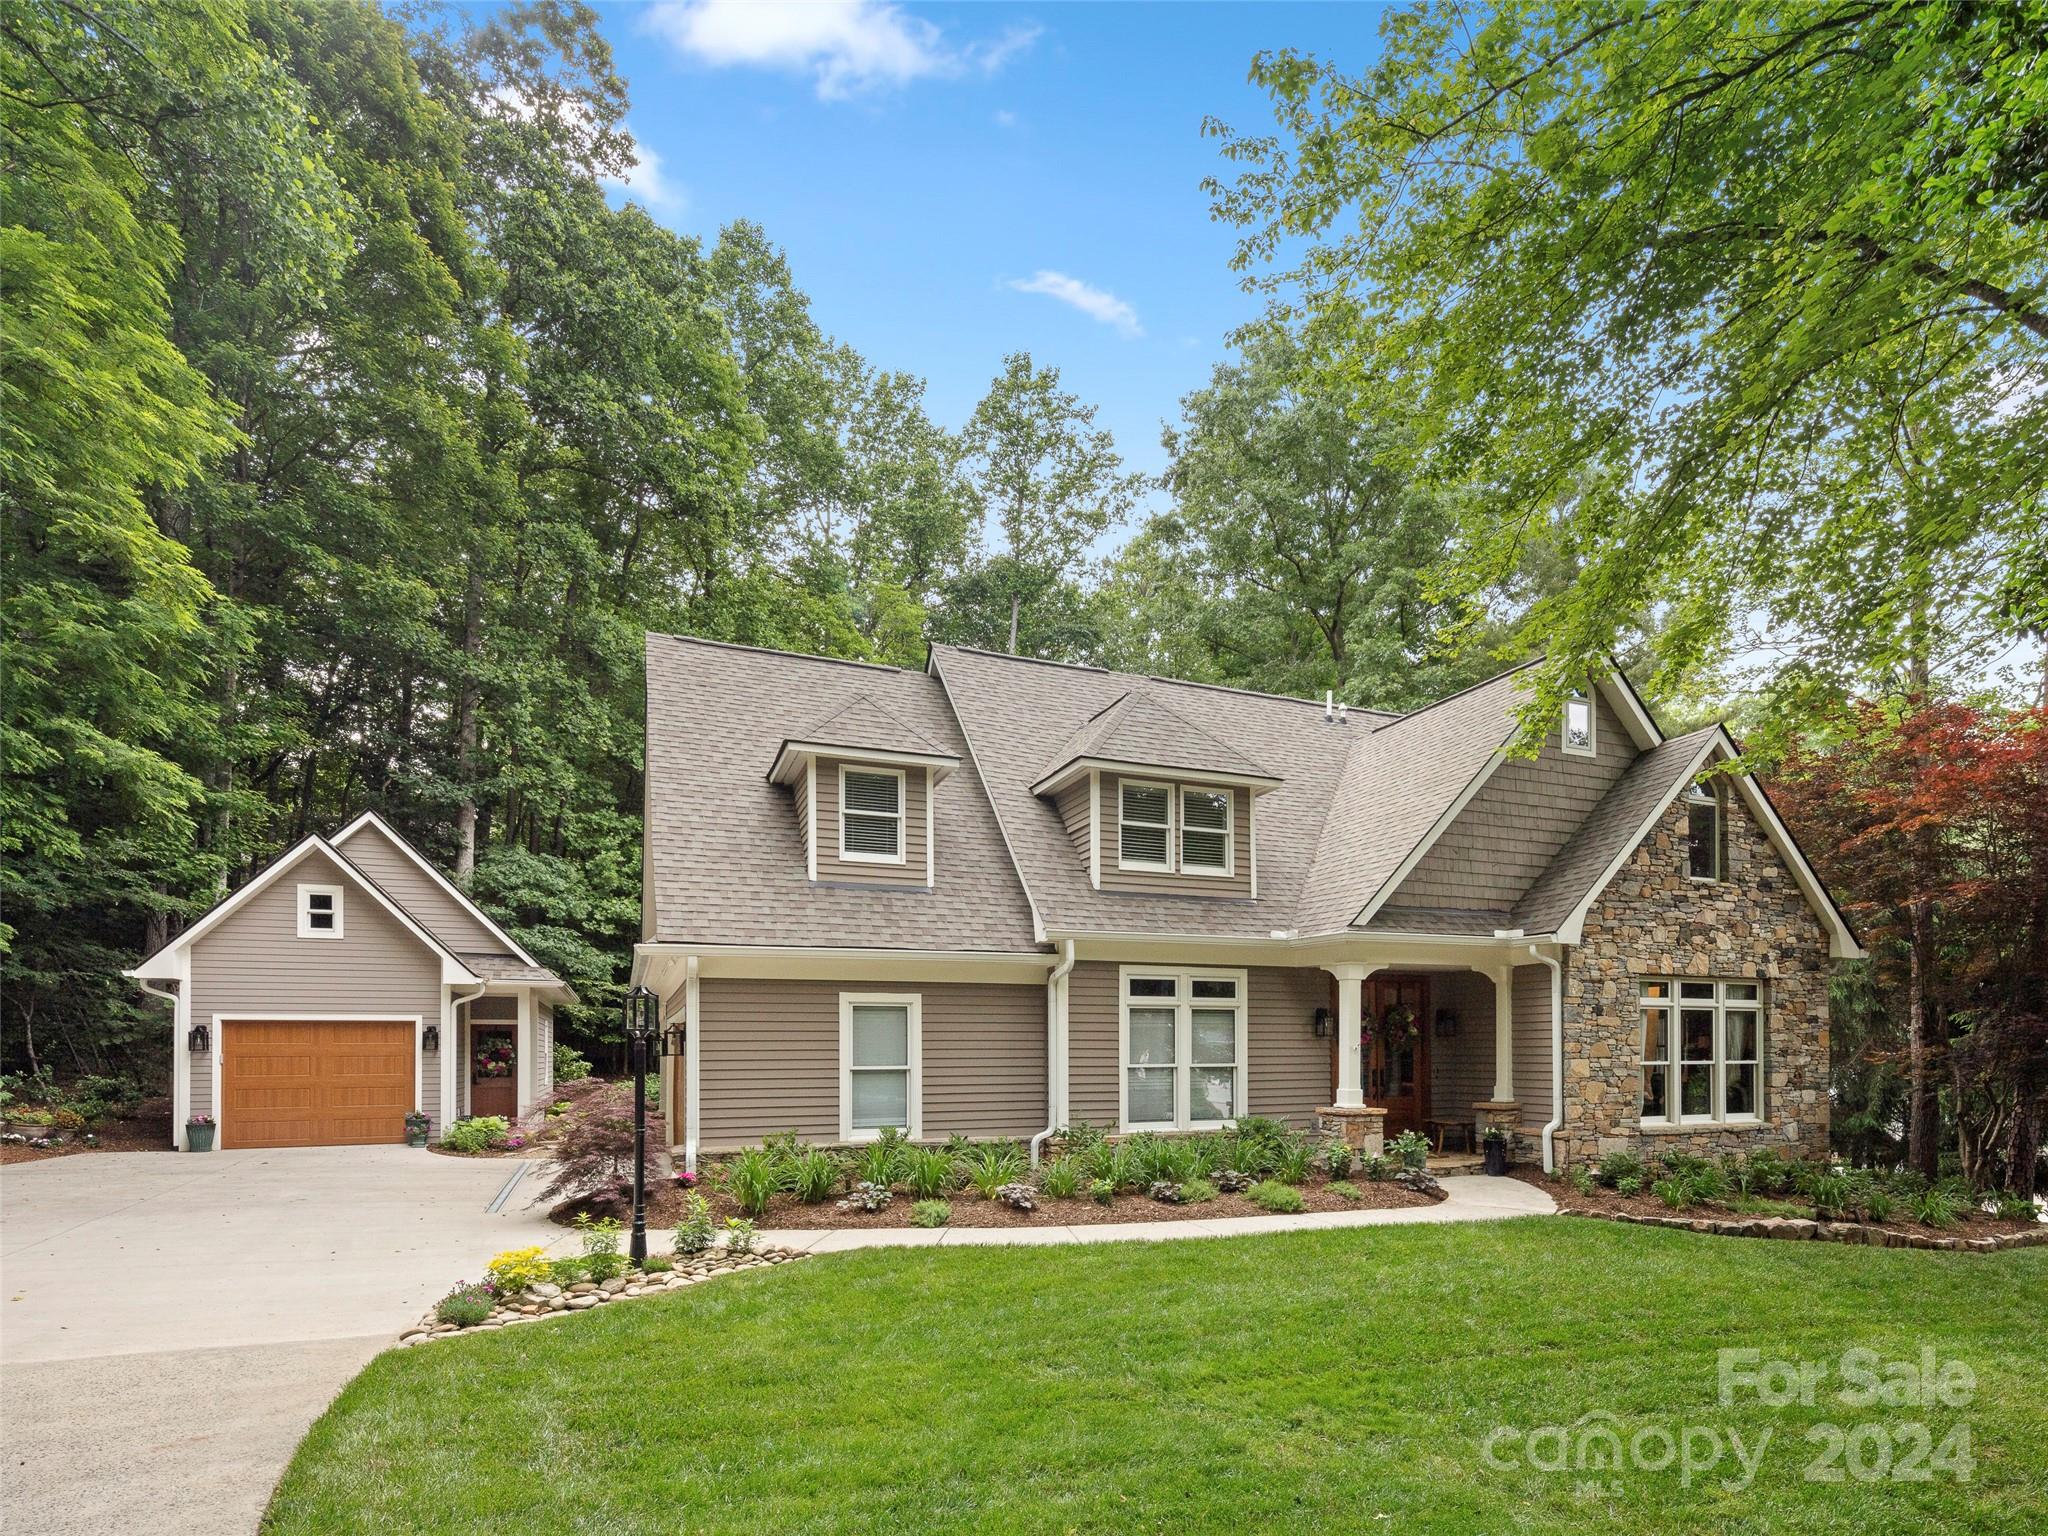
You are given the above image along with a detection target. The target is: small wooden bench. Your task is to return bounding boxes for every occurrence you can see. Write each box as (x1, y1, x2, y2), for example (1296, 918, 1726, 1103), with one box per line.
(1425, 1117, 1473, 1155)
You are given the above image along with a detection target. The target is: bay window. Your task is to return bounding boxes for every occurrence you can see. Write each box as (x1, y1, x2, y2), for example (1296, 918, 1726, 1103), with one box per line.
(1120, 968, 1247, 1130)
(1639, 979, 1762, 1124)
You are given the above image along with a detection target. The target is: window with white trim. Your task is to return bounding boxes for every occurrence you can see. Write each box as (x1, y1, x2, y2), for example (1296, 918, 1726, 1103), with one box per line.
(1686, 782, 1723, 880)
(297, 884, 343, 939)
(1180, 787, 1231, 874)
(1118, 780, 1172, 870)
(1120, 968, 1247, 1130)
(1640, 979, 1761, 1123)
(840, 994, 920, 1141)
(1563, 692, 1595, 756)
(840, 766, 905, 863)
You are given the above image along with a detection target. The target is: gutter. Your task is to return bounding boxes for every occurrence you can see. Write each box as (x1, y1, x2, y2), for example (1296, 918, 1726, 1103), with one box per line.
(1529, 943, 1564, 1172)
(1029, 940, 1077, 1166)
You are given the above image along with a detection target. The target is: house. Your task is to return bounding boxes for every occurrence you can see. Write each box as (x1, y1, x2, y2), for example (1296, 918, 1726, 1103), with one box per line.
(634, 636, 1862, 1174)
(128, 812, 575, 1150)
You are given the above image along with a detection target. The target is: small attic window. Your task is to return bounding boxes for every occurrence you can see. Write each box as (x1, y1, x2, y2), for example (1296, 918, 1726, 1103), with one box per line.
(840, 766, 905, 863)
(297, 884, 343, 939)
(1686, 783, 1724, 881)
(1119, 781, 1172, 871)
(1563, 693, 1595, 756)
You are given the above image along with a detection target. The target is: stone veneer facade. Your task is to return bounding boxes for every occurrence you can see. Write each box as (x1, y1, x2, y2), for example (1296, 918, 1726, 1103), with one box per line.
(1551, 787, 1833, 1170)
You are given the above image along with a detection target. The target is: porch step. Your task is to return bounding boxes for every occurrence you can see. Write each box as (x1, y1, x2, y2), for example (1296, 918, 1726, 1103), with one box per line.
(1427, 1154, 1486, 1176)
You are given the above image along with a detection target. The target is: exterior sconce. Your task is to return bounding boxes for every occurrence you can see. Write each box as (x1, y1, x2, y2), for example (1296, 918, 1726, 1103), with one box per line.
(422, 1023, 440, 1053)
(187, 1022, 210, 1053)
(1311, 1007, 1331, 1039)
(662, 1022, 687, 1058)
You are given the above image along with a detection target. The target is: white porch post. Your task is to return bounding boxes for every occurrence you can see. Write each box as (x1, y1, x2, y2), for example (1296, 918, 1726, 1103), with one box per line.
(516, 988, 536, 1118)
(1325, 964, 1376, 1109)
(1491, 964, 1516, 1103)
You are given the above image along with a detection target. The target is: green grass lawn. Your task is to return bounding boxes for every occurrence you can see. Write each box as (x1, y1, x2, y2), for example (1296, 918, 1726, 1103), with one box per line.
(268, 1221, 2046, 1534)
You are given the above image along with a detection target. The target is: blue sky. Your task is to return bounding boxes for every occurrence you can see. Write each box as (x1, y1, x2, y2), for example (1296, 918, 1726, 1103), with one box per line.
(560, 1, 1387, 493)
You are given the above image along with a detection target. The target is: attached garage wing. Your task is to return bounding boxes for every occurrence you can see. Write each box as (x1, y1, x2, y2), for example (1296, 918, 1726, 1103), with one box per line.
(222, 1020, 416, 1148)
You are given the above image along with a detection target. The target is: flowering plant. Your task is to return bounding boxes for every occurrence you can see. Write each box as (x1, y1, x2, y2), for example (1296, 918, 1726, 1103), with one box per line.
(672, 1169, 698, 1188)
(187, 1114, 215, 1126)
(473, 1038, 515, 1078)
(1379, 1004, 1419, 1042)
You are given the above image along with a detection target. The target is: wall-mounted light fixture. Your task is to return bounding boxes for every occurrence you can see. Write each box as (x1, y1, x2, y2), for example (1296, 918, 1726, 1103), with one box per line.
(187, 1022, 211, 1053)
(422, 1023, 440, 1053)
(1311, 1007, 1331, 1039)
(662, 1022, 687, 1058)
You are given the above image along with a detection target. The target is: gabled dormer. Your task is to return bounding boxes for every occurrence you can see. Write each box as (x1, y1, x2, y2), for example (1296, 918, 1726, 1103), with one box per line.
(768, 693, 959, 889)
(1030, 690, 1281, 899)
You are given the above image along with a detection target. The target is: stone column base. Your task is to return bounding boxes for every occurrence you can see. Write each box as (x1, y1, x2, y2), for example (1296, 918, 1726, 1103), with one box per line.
(1474, 1100, 1521, 1156)
(1316, 1105, 1387, 1158)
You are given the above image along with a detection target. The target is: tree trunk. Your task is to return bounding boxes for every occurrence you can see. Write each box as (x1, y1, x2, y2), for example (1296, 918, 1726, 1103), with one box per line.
(1007, 590, 1021, 655)
(454, 560, 483, 884)
(1906, 901, 1939, 1178)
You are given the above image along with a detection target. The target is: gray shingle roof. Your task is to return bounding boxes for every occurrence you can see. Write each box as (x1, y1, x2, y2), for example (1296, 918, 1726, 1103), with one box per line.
(1512, 726, 1722, 934)
(1033, 688, 1278, 790)
(460, 952, 576, 996)
(644, 635, 1040, 951)
(780, 691, 949, 765)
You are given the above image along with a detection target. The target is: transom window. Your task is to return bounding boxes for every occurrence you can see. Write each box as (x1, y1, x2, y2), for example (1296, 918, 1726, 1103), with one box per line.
(1563, 693, 1595, 756)
(840, 994, 920, 1141)
(840, 766, 905, 863)
(297, 884, 343, 939)
(1118, 781, 1172, 870)
(1640, 979, 1761, 1124)
(1686, 783, 1724, 881)
(1179, 788, 1231, 874)
(1120, 968, 1247, 1131)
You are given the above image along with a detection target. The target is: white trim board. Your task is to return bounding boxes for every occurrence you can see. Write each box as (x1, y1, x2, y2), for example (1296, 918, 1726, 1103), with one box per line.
(838, 991, 923, 1143)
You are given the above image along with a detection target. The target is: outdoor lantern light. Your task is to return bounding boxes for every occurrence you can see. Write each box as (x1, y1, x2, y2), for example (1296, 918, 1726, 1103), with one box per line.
(187, 1022, 210, 1053)
(422, 1023, 440, 1053)
(1311, 1007, 1331, 1038)
(661, 1021, 687, 1059)
(623, 984, 660, 1265)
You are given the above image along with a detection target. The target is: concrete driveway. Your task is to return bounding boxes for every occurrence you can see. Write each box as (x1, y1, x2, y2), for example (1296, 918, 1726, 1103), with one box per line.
(2, 1146, 568, 1535)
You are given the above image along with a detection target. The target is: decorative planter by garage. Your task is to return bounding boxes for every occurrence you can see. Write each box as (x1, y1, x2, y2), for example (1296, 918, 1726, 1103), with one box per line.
(186, 1119, 215, 1152)
(1483, 1133, 1509, 1176)
(405, 1112, 431, 1148)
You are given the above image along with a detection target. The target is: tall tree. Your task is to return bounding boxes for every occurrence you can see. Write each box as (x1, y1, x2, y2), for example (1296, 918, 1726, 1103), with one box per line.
(1208, 0, 2048, 741)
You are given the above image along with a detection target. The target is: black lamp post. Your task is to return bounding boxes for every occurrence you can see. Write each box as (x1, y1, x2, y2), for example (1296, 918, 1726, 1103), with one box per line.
(623, 984, 659, 1265)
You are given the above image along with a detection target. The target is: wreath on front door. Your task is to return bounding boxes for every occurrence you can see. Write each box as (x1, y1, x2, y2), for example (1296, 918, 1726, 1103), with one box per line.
(473, 1036, 515, 1078)
(1379, 1002, 1420, 1043)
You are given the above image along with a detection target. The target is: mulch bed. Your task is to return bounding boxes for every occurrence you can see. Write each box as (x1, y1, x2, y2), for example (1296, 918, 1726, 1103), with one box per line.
(560, 1173, 1442, 1230)
(1510, 1167, 2043, 1241)
(0, 1102, 171, 1164)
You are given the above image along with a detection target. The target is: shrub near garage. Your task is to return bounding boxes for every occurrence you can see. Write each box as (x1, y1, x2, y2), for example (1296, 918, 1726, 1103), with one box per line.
(486, 1248, 551, 1292)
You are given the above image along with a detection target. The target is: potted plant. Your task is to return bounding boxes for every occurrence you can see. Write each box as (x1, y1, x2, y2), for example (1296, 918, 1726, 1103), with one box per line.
(186, 1114, 215, 1152)
(404, 1111, 431, 1148)
(1482, 1123, 1511, 1176)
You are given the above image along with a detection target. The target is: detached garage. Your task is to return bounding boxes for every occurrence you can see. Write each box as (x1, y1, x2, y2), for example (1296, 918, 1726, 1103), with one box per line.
(127, 813, 576, 1152)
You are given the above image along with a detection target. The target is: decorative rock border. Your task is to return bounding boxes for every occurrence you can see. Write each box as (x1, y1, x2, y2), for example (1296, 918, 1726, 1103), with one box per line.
(1558, 1205, 2048, 1252)
(398, 1247, 807, 1346)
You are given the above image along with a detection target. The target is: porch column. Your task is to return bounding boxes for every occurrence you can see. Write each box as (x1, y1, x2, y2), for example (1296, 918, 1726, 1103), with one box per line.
(1491, 964, 1515, 1103)
(516, 988, 536, 1118)
(1325, 964, 1377, 1109)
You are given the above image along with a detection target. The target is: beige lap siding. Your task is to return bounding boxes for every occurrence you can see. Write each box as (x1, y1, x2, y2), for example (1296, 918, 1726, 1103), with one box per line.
(1427, 970, 1498, 1120)
(813, 759, 929, 886)
(1510, 964, 1554, 1126)
(330, 824, 502, 950)
(186, 849, 442, 1130)
(695, 978, 1045, 1150)
(1067, 961, 1333, 1131)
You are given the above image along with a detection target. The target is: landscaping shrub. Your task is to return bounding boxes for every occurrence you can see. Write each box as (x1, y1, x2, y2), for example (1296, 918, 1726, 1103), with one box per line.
(1910, 1186, 1966, 1228)
(436, 1282, 495, 1327)
(838, 1181, 892, 1212)
(535, 1081, 639, 1211)
(1327, 1180, 1361, 1201)
(1992, 1190, 2040, 1222)
(723, 1218, 757, 1254)
(1229, 1116, 1295, 1177)
(1614, 1174, 1644, 1197)
(641, 1254, 674, 1274)
(996, 1181, 1037, 1211)
(788, 1148, 842, 1204)
(1566, 1165, 1596, 1197)
(1248, 1180, 1305, 1214)
(854, 1127, 910, 1189)
(725, 1147, 784, 1217)
(1037, 1156, 1082, 1200)
(1213, 1167, 1252, 1193)
(441, 1116, 510, 1154)
(674, 1192, 714, 1254)
(1861, 1187, 1896, 1223)
(1323, 1140, 1355, 1179)
(1272, 1140, 1312, 1185)
(547, 1256, 588, 1284)
(1186, 1134, 1229, 1177)
(961, 1141, 1025, 1199)
(575, 1213, 626, 1281)
(485, 1246, 551, 1293)
(552, 1043, 592, 1082)
(1386, 1129, 1430, 1172)
(903, 1145, 955, 1200)
(1180, 1177, 1218, 1204)
(1653, 1175, 1699, 1211)
(1148, 1180, 1183, 1205)
(1089, 1177, 1116, 1205)
(910, 1199, 951, 1228)
(1596, 1150, 1645, 1189)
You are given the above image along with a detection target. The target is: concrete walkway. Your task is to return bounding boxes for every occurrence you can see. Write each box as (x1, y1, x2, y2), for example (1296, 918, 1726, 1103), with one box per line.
(2, 1146, 567, 1536)
(758, 1171, 1554, 1252)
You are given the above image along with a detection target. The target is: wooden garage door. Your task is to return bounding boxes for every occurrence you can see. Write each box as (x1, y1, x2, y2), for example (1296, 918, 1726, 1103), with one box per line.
(223, 1021, 414, 1148)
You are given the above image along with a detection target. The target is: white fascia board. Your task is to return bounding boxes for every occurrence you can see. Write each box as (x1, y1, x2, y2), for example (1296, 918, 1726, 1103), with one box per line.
(768, 741, 959, 786)
(1031, 756, 1282, 800)
(1595, 666, 1664, 751)
(332, 810, 538, 966)
(635, 940, 1056, 986)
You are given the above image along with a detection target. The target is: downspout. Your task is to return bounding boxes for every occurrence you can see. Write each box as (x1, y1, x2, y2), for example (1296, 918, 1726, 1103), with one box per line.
(1030, 939, 1077, 1166)
(1529, 944, 1564, 1172)
(134, 976, 183, 1149)
(451, 980, 487, 1131)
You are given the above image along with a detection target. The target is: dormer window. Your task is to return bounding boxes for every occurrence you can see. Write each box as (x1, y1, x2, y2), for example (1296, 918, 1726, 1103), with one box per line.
(297, 884, 343, 938)
(840, 766, 906, 863)
(1563, 692, 1595, 756)
(1180, 788, 1231, 874)
(1686, 783, 1724, 881)
(1118, 781, 1172, 870)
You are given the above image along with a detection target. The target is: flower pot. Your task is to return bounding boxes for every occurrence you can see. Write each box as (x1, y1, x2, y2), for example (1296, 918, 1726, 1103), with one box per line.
(186, 1122, 215, 1152)
(407, 1128, 429, 1148)
(1483, 1139, 1509, 1176)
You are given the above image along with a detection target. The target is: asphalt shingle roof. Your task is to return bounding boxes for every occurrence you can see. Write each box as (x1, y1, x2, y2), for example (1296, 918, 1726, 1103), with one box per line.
(781, 691, 950, 765)
(1034, 688, 1278, 789)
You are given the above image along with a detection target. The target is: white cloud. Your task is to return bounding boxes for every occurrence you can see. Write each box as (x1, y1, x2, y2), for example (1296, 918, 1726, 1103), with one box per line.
(993, 108, 1019, 129)
(605, 129, 685, 215)
(643, 1, 1036, 100)
(1007, 270, 1142, 339)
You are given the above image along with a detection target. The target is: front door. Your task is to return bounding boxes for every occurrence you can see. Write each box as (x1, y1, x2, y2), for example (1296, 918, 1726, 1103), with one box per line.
(1366, 974, 1429, 1139)
(470, 1024, 517, 1118)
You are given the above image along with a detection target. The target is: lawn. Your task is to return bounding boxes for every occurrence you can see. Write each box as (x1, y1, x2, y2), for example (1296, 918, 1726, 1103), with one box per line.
(268, 1221, 2046, 1534)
